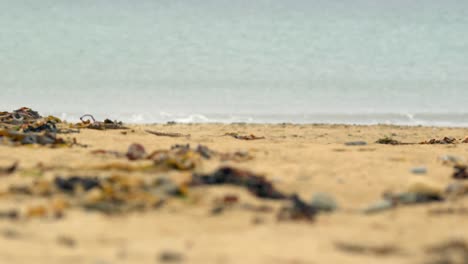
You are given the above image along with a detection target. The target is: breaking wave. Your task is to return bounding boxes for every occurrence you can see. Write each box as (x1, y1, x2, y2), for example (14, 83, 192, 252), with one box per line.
(53, 111, 468, 127)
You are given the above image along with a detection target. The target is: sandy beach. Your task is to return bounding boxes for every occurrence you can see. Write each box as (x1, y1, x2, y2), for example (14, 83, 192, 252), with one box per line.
(0, 120, 468, 264)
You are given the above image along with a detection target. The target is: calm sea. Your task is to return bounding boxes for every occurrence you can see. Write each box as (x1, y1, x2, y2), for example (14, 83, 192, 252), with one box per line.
(1, 0, 468, 125)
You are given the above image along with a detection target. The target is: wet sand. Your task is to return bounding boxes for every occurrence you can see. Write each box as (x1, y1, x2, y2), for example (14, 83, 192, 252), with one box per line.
(1, 123, 468, 264)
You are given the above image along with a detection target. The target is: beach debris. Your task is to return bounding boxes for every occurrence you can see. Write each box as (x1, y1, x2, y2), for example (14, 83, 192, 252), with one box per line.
(0, 210, 19, 220)
(445, 181, 468, 199)
(462, 136, 468, 143)
(363, 199, 395, 214)
(54, 176, 101, 193)
(158, 250, 185, 263)
(126, 143, 147, 160)
(440, 155, 463, 166)
(310, 193, 338, 212)
(145, 130, 189, 138)
(0, 161, 18, 176)
(7, 174, 187, 216)
(74, 115, 127, 130)
(363, 178, 444, 214)
(345, 141, 367, 146)
(424, 239, 468, 264)
(0, 129, 68, 147)
(57, 235, 77, 248)
(91, 144, 253, 167)
(411, 167, 428, 175)
(277, 194, 318, 221)
(335, 241, 402, 256)
(428, 207, 468, 216)
(376, 136, 403, 145)
(225, 133, 265, 140)
(0, 108, 63, 134)
(191, 167, 287, 199)
(453, 165, 468, 180)
(420, 137, 457, 144)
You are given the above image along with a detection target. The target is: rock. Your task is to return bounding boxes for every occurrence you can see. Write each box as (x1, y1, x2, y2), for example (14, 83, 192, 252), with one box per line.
(394, 192, 442, 204)
(410, 167, 427, 175)
(445, 182, 468, 197)
(158, 250, 184, 262)
(362, 199, 394, 214)
(439, 155, 462, 165)
(57, 235, 76, 248)
(126, 143, 146, 160)
(345, 141, 367, 146)
(405, 177, 444, 197)
(310, 193, 338, 212)
(453, 165, 468, 180)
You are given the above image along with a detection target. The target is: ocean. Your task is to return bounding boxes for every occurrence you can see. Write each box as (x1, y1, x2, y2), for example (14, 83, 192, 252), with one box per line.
(1, 0, 468, 125)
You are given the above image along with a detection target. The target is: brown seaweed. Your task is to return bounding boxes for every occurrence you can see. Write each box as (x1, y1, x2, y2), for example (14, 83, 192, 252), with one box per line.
(74, 115, 128, 130)
(0, 162, 18, 176)
(225, 133, 265, 140)
(420, 137, 457, 144)
(453, 165, 468, 180)
(191, 167, 287, 199)
(145, 130, 190, 138)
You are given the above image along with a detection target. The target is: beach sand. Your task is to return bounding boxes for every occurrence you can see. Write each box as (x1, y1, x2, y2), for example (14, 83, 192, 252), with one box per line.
(1, 123, 468, 264)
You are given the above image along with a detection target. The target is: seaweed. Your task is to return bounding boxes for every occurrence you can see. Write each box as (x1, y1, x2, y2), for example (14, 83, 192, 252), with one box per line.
(191, 167, 287, 199)
(74, 115, 128, 130)
(0, 162, 18, 175)
(54, 176, 101, 193)
(453, 165, 468, 180)
(225, 133, 265, 140)
(0, 129, 68, 146)
(420, 137, 457, 144)
(375, 136, 403, 145)
(146, 130, 190, 138)
(277, 194, 318, 221)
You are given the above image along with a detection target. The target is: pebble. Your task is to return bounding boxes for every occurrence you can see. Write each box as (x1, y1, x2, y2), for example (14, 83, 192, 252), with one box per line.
(126, 143, 146, 160)
(363, 199, 394, 214)
(158, 250, 184, 263)
(445, 182, 468, 196)
(310, 193, 338, 212)
(57, 235, 76, 248)
(410, 167, 427, 175)
(345, 141, 367, 146)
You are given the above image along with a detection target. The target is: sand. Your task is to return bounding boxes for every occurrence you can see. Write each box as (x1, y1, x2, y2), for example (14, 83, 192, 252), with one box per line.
(1, 123, 468, 264)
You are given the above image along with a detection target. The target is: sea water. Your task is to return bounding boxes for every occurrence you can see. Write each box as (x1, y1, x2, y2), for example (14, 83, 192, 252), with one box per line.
(1, 0, 468, 125)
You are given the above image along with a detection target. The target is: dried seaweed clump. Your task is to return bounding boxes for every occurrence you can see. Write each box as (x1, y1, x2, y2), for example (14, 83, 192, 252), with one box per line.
(8, 175, 186, 217)
(420, 137, 457, 144)
(375, 136, 402, 145)
(0, 129, 68, 147)
(191, 166, 320, 221)
(225, 133, 265, 140)
(73, 115, 127, 130)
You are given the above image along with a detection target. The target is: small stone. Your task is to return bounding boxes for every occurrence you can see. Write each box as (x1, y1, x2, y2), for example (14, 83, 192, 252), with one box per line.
(1, 228, 20, 239)
(445, 182, 468, 196)
(439, 155, 462, 165)
(310, 193, 338, 212)
(0, 210, 19, 220)
(158, 250, 184, 262)
(126, 143, 146, 160)
(410, 167, 427, 174)
(211, 206, 224, 215)
(57, 235, 76, 248)
(394, 192, 441, 204)
(345, 141, 367, 146)
(363, 199, 394, 214)
(406, 178, 444, 197)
